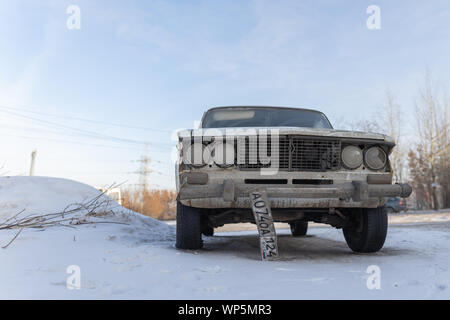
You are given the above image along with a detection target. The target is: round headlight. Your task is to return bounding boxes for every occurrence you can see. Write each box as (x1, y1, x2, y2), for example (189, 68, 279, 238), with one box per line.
(341, 145, 363, 169)
(364, 146, 387, 170)
(183, 142, 210, 168)
(210, 141, 235, 168)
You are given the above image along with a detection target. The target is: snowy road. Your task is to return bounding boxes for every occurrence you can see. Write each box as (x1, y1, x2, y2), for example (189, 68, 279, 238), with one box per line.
(1, 176, 449, 300)
(1, 219, 449, 299)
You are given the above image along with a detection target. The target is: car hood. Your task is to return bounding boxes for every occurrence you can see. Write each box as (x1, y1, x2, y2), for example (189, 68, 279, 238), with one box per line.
(178, 127, 394, 144)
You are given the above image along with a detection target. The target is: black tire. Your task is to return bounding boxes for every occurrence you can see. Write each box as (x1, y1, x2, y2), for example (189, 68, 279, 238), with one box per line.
(202, 225, 214, 237)
(289, 221, 308, 237)
(176, 201, 203, 249)
(343, 207, 388, 253)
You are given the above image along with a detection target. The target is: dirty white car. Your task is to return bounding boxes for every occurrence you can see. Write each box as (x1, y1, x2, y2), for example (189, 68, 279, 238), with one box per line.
(175, 106, 412, 253)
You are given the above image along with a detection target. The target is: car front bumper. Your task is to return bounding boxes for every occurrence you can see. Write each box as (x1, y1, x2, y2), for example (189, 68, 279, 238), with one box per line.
(178, 179, 412, 209)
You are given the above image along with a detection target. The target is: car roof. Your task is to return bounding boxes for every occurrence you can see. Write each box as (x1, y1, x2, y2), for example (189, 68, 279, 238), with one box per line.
(205, 106, 325, 114)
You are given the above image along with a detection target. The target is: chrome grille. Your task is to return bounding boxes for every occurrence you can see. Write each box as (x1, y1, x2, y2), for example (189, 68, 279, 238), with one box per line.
(237, 135, 341, 171)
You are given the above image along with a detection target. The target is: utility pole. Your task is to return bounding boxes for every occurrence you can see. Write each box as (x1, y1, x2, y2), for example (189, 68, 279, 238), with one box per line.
(135, 144, 152, 213)
(29, 150, 37, 176)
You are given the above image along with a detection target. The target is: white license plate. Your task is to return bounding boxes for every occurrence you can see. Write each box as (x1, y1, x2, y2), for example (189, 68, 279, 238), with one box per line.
(250, 190, 279, 261)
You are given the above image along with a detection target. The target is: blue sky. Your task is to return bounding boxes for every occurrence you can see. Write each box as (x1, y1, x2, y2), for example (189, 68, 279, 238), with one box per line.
(0, 0, 449, 189)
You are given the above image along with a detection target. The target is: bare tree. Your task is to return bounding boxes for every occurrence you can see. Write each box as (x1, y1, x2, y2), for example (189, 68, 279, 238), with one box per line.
(328, 112, 382, 133)
(121, 186, 177, 220)
(351, 119, 382, 133)
(382, 89, 405, 182)
(408, 70, 449, 209)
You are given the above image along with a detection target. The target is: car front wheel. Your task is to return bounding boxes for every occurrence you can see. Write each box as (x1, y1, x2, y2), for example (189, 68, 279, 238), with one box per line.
(289, 221, 308, 237)
(343, 207, 387, 253)
(176, 201, 203, 250)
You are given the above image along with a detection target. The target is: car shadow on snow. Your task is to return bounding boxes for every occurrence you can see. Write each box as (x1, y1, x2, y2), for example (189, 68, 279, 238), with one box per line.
(199, 233, 415, 262)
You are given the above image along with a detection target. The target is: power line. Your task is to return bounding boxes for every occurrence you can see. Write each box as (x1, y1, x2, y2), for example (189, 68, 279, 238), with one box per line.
(0, 108, 149, 145)
(0, 108, 173, 150)
(0, 104, 173, 133)
(0, 132, 147, 151)
(0, 121, 112, 141)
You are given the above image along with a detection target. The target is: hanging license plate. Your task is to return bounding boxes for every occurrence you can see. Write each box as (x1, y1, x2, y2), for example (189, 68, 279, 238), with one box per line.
(250, 190, 279, 261)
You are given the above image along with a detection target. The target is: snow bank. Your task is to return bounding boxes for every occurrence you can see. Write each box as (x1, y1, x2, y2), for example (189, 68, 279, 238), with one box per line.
(0, 176, 174, 241)
(0, 176, 111, 219)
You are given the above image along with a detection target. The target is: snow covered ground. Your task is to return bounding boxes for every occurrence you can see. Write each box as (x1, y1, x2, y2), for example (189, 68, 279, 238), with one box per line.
(1, 176, 450, 299)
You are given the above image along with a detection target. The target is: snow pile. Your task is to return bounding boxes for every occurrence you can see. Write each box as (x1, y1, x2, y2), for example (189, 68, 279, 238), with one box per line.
(0, 176, 175, 241)
(0, 176, 113, 219)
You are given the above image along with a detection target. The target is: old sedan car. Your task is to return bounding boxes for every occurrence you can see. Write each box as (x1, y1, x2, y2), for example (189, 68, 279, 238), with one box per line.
(175, 106, 412, 253)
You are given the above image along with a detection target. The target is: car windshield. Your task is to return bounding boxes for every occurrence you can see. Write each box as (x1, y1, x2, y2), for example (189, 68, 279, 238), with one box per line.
(201, 107, 333, 129)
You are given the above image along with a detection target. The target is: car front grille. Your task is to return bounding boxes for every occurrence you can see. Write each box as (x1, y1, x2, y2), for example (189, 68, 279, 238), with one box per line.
(237, 135, 341, 171)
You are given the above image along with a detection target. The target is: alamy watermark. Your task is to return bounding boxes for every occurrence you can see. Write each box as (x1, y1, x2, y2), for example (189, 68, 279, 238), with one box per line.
(366, 5, 381, 30)
(67, 5, 81, 30)
(366, 265, 381, 290)
(66, 265, 81, 290)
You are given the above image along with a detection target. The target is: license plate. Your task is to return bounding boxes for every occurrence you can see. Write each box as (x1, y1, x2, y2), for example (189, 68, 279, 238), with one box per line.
(250, 190, 279, 261)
